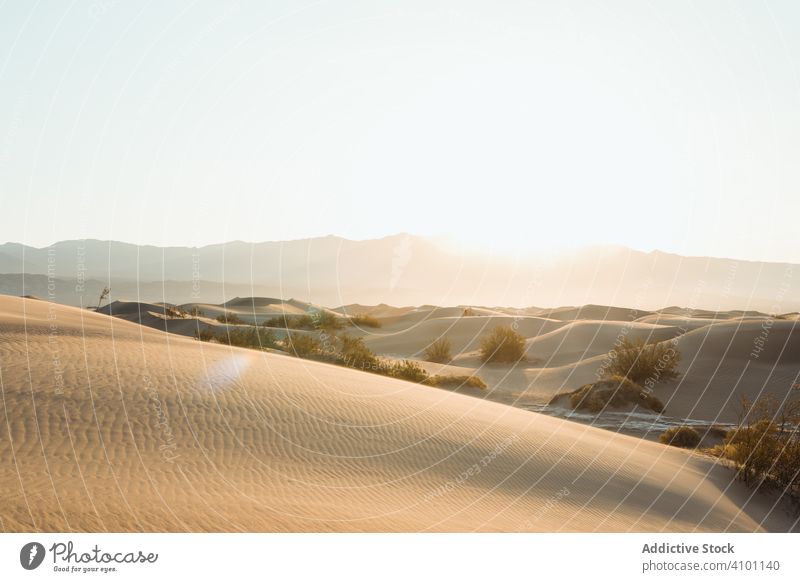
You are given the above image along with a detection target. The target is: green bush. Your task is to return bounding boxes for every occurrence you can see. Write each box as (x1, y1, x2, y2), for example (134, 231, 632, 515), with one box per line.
(480, 325, 526, 363)
(659, 426, 701, 448)
(605, 337, 680, 386)
(424, 337, 452, 363)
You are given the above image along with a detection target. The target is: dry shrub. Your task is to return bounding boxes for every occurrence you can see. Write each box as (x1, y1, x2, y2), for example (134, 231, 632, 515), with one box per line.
(723, 392, 800, 504)
(480, 325, 526, 363)
(264, 314, 314, 330)
(562, 376, 664, 414)
(349, 314, 382, 328)
(312, 310, 345, 331)
(194, 328, 214, 342)
(216, 312, 245, 325)
(660, 426, 701, 448)
(286, 333, 321, 357)
(424, 337, 452, 363)
(386, 360, 429, 383)
(335, 334, 380, 369)
(425, 375, 487, 389)
(605, 337, 680, 385)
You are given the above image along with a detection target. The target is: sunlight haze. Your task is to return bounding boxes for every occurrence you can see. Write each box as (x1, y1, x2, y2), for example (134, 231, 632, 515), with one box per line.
(1, 1, 799, 261)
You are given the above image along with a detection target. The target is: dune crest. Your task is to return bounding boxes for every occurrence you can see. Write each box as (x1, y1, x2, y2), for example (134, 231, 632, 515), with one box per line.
(0, 296, 795, 532)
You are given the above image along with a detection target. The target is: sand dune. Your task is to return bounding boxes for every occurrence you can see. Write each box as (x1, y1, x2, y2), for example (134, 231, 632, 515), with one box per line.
(1, 296, 796, 532)
(178, 297, 337, 324)
(532, 304, 653, 322)
(334, 303, 416, 319)
(521, 320, 681, 366)
(96, 298, 800, 426)
(357, 305, 799, 424)
(363, 315, 564, 358)
(655, 319, 800, 422)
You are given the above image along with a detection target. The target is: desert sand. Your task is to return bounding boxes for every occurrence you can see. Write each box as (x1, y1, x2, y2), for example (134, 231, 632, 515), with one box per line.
(1, 295, 796, 532)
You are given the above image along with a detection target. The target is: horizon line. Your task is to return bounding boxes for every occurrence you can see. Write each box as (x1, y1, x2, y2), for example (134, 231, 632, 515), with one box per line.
(0, 235, 797, 267)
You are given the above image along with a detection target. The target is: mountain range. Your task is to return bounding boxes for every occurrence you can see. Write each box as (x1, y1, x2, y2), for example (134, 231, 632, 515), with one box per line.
(0, 235, 796, 311)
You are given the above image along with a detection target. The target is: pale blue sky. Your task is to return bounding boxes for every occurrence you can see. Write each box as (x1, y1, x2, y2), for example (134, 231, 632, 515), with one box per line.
(1, 1, 799, 261)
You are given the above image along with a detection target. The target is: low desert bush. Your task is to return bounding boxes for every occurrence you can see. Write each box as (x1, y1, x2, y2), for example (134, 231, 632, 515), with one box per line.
(425, 375, 487, 389)
(286, 333, 321, 357)
(164, 306, 186, 319)
(194, 328, 214, 342)
(349, 314, 382, 328)
(723, 393, 800, 503)
(221, 327, 277, 350)
(311, 310, 345, 331)
(660, 426, 701, 448)
(386, 360, 430, 383)
(560, 376, 664, 414)
(725, 419, 780, 487)
(194, 326, 277, 350)
(605, 337, 680, 386)
(335, 334, 380, 369)
(264, 314, 314, 330)
(187, 306, 205, 317)
(424, 337, 452, 363)
(216, 312, 245, 325)
(480, 325, 526, 363)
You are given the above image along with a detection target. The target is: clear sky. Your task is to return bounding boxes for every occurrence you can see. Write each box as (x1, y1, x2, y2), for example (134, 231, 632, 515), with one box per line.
(1, 1, 799, 261)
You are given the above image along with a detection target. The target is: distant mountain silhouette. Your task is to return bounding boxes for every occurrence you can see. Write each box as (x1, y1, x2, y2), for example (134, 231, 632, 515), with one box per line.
(0, 235, 796, 311)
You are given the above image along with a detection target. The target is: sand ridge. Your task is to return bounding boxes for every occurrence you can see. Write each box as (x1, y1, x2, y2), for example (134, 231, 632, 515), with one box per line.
(1, 296, 796, 532)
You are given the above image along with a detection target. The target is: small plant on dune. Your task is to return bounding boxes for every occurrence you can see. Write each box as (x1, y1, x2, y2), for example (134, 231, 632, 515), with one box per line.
(97, 286, 110, 310)
(386, 360, 430, 383)
(194, 328, 214, 342)
(164, 306, 187, 319)
(311, 309, 345, 331)
(215, 312, 245, 325)
(264, 314, 314, 330)
(424, 337, 452, 363)
(187, 306, 205, 317)
(425, 375, 487, 389)
(335, 334, 380, 369)
(480, 325, 526, 363)
(195, 327, 277, 349)
(605, 337, 680, 386)
(285, 333, 321, 357)
(659, 426, 701, 448)
(219, 327, 277, 350)
(722, 392, 800, 502)
(462, 307, 476, 317)
(348, 314, 382, 328)
(561, 376, 664, 414)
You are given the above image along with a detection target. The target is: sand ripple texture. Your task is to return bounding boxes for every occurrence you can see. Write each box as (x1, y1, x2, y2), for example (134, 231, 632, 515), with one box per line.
(0, 297, 794, 532)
